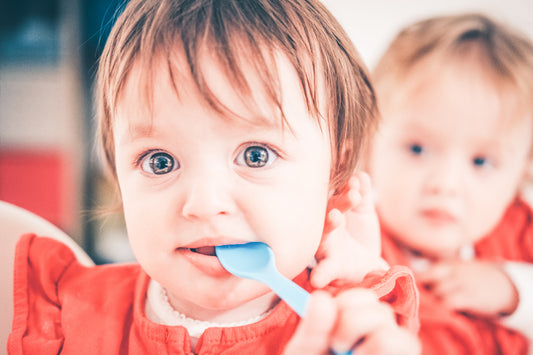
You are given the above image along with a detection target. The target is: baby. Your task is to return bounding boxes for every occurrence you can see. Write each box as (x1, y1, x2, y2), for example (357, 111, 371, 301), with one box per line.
(368, 13, 533, 354)
(9, 0, 419, 354)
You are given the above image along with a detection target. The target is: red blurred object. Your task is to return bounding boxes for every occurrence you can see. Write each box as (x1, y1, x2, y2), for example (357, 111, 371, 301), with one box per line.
(0, 149, 73, 229)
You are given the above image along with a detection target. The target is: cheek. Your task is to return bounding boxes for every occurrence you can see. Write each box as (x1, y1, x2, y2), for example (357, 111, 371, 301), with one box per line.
(117, 179, 165, 254)
(371, 147, 402, 190)
(121, 198, 149, 251)
(375, 161, 418, 203)
(467, 181, 517, 239)
(255, 181, 328, 278)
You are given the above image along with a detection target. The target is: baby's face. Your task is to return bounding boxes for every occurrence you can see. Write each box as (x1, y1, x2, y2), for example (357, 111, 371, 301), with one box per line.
(370, 63, 532, 259)
(112, 53, 332, 321)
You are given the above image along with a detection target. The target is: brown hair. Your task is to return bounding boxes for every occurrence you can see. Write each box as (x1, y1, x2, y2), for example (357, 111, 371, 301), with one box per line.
(373, 13, 533, 124)
(96, 0, 378, 191)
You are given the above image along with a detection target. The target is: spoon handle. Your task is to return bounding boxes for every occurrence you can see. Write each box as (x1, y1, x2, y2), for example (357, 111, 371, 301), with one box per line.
(262, 269, 311, 317)
(264, 270, 353, 355)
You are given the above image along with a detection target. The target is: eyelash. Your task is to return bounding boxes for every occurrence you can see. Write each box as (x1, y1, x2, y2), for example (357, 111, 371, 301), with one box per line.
(133, 143, 281, 174)
(234, 143, 280, 168)
(134, 149, 157, 168)
(134, 149, 178, 175)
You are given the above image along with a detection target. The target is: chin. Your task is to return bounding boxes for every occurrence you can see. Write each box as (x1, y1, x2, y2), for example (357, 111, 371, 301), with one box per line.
(210, 284, 272, 308)
(419, 239, 464, 259)
(399, 232, 462, 257)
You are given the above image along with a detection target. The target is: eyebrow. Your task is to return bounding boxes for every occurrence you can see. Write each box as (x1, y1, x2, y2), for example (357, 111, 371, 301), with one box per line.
(119, 122, 159, 145)
(119, 112, 289, 144)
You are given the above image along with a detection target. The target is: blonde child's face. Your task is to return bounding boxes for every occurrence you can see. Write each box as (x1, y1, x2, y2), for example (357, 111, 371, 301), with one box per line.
(112, 52, 333, 321)
(370, 62, 532, 259)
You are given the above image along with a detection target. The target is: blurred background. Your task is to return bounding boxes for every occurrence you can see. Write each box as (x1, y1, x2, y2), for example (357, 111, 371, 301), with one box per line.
(1, 0, 532, 264)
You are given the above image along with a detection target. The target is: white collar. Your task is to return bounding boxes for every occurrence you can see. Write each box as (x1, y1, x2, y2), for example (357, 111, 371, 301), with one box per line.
(144, 279, 272, 338)
(407, 244, 475, 272)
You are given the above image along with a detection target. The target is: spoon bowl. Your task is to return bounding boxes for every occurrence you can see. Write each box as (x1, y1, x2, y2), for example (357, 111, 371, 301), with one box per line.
(215, 242, 310, 317)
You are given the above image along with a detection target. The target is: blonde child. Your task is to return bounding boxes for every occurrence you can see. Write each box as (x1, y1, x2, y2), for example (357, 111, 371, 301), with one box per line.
(8, 0, 420, 354)
(367, 13, 533, 354)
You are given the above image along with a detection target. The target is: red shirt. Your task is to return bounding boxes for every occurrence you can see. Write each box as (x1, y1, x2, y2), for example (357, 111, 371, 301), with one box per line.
(381, 197, 533, 355)
(9, 234, 419, 354)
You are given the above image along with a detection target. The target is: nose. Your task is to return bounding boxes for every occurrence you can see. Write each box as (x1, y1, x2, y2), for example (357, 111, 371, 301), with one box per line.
(180, 170, 236, 221)
(423, 158, 462, 196)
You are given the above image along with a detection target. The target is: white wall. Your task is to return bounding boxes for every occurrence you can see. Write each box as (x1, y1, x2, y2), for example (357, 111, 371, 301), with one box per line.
(321, 0, 533, 68)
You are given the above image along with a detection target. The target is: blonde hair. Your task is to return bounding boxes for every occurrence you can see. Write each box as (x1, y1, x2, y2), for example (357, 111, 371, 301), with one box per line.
(373, 13, 533, 123)
(95, 0, 378, 191)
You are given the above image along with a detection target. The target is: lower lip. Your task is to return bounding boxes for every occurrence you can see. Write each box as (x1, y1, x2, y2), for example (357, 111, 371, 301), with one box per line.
(177, 248, 232, 277)
(420, 210, 456, 224)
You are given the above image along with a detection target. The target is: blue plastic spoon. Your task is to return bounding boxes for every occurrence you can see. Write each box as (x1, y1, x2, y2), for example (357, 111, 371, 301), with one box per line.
(215, 241, 310, 316)
(215, 242, 352, 355)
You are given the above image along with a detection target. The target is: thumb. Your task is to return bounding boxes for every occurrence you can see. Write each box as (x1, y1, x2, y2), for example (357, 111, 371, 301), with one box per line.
(283, 291, 337, 355)
(310, 258, 336, 289)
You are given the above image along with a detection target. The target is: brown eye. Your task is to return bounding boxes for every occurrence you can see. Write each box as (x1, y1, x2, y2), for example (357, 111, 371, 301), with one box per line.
(141, 152, 178, 175)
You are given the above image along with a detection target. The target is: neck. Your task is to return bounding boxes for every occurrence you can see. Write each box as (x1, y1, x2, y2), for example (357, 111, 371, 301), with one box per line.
(166, 287, 280, 324)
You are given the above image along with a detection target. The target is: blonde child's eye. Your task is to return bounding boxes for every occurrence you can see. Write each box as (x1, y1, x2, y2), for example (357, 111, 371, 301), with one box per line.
(235, 145, 277, 168)
(472, 156, 493, 169)
(473, 157, 486, 166)
(141, 152, 179, 175)
(409, 143, 424, 155)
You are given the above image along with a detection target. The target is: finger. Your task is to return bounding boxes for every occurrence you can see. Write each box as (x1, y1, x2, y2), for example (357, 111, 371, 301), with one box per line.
(310, 257, 338, 288)
(417, 262, 453, 284)
(354, 171, 372, 196)
(350, 171, 374, 213)
(323, 208, 345, 235)
(328, 176, 361, 213)
(312, 227, 353, 288)
(439, 288, 471, 311)
(283, 291, 336, 355)
(357, 326, 421, 355)
(344, 175, 362, 212)
(337, 175, 358, 195)
(429, 277, 461, 300)
(419, 264, 462, 301)
(330, 289, 395, 352)
(347, 189, 363, 212)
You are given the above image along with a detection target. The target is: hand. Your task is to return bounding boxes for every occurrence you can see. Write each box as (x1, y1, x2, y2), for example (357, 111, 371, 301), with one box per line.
(417, 260, 519, 318)
(325, 171, 381, 256)
(283, 289, 421, 355)
(311, 172, 387, 288)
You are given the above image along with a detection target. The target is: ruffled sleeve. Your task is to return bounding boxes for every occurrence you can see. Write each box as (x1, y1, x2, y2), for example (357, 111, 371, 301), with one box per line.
(360, 265, 420, 333)
(8, 233, 78, 354)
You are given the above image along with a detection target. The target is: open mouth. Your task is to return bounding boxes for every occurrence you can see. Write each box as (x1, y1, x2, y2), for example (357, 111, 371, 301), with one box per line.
(189, 246, 217, 256)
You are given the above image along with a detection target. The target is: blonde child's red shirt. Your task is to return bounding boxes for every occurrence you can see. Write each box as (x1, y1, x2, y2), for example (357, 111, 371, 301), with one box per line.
(381, 197, 533, 355)
(9, 234, 419, 355)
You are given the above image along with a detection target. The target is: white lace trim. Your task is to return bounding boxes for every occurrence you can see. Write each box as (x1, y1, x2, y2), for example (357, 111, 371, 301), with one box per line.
(405, 244, 475, 272)
(145, 279, 272, 338)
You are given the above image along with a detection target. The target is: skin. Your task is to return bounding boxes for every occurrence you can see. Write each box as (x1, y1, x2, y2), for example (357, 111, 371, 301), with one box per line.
(112, 48, 419, 353)
(312, 171, 388, 288)
(369, 56, 532, 317)
(114, 53, 332, 322)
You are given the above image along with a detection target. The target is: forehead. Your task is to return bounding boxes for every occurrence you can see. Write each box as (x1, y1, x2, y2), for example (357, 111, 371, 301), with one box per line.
(384, 60, 533, 149)
(113, 48, 323, 139)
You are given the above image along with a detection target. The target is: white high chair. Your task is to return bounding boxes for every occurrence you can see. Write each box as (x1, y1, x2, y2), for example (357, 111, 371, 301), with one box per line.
(0, 200, 94, 353)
